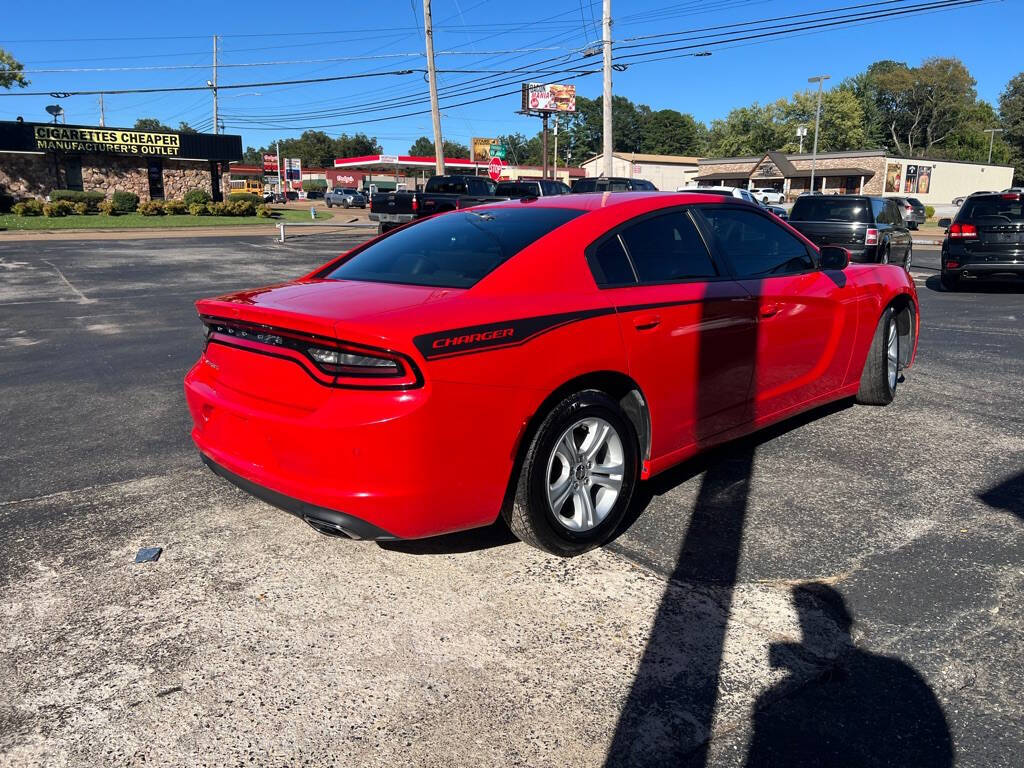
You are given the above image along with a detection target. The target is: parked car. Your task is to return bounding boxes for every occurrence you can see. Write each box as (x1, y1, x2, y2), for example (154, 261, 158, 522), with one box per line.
(938, 191, 1024, 290)
(764, 203, 788, 220)
(888, 196, 926, 229)
(788, 194, 913, 269)
(369, 175, 506, 233)
(494, 179, 570, 198)
(305, 189, 325, 200)
(678, 185, 760, 205)
(326, 187, 367, 209)
(185, 192, 918, 556)
(751, 187, 786, 204)
(571, 177, 658, 193)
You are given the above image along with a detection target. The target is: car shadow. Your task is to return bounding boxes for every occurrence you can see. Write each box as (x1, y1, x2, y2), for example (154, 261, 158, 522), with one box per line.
(377, 519, 519, 555)
(976, 470, 1024, 520)
(924, 274, 1024, 293)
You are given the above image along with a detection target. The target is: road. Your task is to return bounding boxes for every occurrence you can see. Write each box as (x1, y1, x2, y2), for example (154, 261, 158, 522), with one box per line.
(1, 236, 1021, 767)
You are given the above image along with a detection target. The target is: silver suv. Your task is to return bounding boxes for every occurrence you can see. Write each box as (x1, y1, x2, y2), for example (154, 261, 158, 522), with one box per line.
(325, 188, 367, 209)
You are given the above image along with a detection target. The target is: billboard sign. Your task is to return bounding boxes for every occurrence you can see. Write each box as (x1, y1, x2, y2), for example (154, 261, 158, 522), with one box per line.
(885, 162, 902, 193)
(917, 165, 932, 194)
(521, 83, 576, 112)
(285, 157, 302, 189)
(472, 137, 499, 162)
(904, 164, 918, 193)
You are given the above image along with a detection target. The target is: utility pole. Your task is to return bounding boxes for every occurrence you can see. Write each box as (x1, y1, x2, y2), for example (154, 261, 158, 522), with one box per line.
(542, 113, 549, 179)
(98, 93, 105, 127)
(276, 139, 283, 198)
(602, 0, 613, 178)
(423, 0, 445, 175)
(212, 35, 219, 135)
(553, 115, 558, 179)
(983, 128, 1004, 164)
(808, 74, 830, 194)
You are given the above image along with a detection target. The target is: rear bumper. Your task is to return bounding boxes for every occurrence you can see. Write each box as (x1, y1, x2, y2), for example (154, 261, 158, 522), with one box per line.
(943, 261, 1024, 280)
(369, 212, 415, 224)
(201, 453, 399, 540)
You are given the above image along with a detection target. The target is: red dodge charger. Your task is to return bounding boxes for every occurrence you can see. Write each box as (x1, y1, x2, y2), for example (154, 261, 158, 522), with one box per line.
(185, 193, 918, 556)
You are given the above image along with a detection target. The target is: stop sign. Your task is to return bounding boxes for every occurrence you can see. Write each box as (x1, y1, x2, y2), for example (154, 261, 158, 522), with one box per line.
(487, 156, 504, 181)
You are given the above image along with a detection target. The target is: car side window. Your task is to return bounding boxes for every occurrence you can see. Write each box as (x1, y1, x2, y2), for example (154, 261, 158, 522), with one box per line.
(886, 201, 903, 224)
(617, 211, 717, 283)
(589, 235, 637, 286)
(698, 206, 815, 278)
(871, 199, 886, 222)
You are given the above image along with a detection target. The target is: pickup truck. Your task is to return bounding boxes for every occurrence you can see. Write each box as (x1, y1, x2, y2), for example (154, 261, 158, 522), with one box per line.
(369, 175, 507, 233)
(788, 194, 913, 268)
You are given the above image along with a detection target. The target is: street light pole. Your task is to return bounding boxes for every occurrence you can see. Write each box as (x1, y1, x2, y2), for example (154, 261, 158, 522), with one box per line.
(983, 128, 1004, 164)
(602, 0, 613, 178)
(212, 35, 219, 135)
(808, 74, 830, 194)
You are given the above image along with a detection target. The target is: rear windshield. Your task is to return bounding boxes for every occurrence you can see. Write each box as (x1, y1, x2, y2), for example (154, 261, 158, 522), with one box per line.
(959, 196, 1024, 222)
(789, 197, 871, 223)
(496, 182, 540, 197)
(325, 207, 584, 288)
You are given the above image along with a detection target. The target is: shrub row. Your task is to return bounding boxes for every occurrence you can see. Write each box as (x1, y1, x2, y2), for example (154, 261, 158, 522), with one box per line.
(10, 187, 270, 219)
(49, 189, 106, 211)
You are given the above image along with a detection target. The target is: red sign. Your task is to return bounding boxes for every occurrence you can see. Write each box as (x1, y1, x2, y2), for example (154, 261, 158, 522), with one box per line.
(488, 156, 505, 181)
(263, 153, 278, 171)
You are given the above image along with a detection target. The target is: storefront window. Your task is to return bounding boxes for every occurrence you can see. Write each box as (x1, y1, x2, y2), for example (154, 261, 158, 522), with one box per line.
(147, 159, 164, 200)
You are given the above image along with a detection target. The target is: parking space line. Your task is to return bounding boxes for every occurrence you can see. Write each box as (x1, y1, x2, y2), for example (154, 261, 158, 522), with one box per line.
(42, 259, 95, 305)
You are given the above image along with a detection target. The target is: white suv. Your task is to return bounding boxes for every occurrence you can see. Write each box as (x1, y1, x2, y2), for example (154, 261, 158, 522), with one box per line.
(751, 187, 786, 203)
(678, 185, 760, 205)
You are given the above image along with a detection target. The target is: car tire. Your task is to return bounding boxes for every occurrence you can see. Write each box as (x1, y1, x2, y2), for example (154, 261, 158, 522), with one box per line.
(342, 201, 349, 209)
(940, 272, 960, 291)
(856, 307, 899, 406)
(326, 201, 333, 208)
(879, 246, 890, 265)
(504, 390, 639, 557)
(904, 242, 913, 271)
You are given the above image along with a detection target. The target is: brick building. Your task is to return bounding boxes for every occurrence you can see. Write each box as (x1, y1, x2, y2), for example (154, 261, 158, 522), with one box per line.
(0, 121, 242, 203)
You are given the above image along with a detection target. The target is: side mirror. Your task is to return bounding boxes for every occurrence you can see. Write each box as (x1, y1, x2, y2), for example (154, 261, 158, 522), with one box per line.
(937, 217, 951, 229)
(819, 245, 850, 270)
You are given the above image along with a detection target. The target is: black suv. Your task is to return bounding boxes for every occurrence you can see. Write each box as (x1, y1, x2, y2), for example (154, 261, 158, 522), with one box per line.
(938, 192, 1024, 290)
(788, 194, 913, 268)
(570, 177, 658, 193)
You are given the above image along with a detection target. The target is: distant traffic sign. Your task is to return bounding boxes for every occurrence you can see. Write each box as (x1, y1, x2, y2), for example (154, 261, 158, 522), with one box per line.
(490, 144, 507, 159)
(487, 156, 505, 181)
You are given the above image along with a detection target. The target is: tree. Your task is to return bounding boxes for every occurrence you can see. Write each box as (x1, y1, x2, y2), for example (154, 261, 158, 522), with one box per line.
(0, 49, 27, 89)
(639, 109, 704, 155)
(774, 87, 866, 153)
(134, 117, 173, 132)
(705, 104, 780, 157)
(407, 137, 470, 158)
(1000, 73, 1024, 181)
(177, 122, 198, 134)
(335, 132, 382, 157)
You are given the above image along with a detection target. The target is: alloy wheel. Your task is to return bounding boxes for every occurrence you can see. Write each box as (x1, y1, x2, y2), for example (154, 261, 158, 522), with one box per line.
(887, 318, 899, 391)
(545, 417, 624, 532)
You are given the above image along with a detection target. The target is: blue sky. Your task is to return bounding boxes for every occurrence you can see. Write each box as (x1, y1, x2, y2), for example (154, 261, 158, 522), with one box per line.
(1, 0, 1018, 156)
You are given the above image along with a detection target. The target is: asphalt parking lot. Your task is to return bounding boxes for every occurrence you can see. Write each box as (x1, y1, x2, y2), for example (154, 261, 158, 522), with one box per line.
(1, 233, 1021, 767)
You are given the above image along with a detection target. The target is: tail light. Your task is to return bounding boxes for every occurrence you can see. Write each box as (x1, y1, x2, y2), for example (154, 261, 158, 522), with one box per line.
(949, 223, 978, 239)
(946, 260, 960, 269)
(865, 228, 879, 246)
(411, 194, 419, 213)
(201, 316, 422, 389)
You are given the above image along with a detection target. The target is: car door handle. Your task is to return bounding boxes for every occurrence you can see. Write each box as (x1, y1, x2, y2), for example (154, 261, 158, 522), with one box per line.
(759, 303, 782, 319)
(632, 314, 661, 331)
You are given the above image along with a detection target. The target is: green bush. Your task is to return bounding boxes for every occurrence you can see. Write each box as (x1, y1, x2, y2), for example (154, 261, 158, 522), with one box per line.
(43, 200, 75, 217)
(50, 189, 105, 211)
(13, 199, 44, 216)
(111, 190, 139, 213)
(98, 200, 118, 216)
(303, 179, 327, 192)
(163, 199, 187, 215)
(183, 188, 211, 206)
(925, 205, 935, 219)
(73, 201, 89, 215)
(137, 200, 165, 216)
(227, 199, 256, 216)
(227, 192, 261, 205)
(207, 201, 229, 216)
(189, 202, 209, 216)
(256, 204, 273, 218)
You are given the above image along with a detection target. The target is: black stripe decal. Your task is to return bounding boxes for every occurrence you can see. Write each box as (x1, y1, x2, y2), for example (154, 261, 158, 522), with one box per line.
(413, 307, 614, 360)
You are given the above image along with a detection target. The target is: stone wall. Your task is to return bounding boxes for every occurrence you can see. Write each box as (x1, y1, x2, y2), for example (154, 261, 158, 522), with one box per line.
(0, 154, 60, 199)
(0, 153, 220, 202)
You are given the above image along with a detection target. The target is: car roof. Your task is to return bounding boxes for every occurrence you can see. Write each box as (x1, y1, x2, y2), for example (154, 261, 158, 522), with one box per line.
(474, 191, 746, 212)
